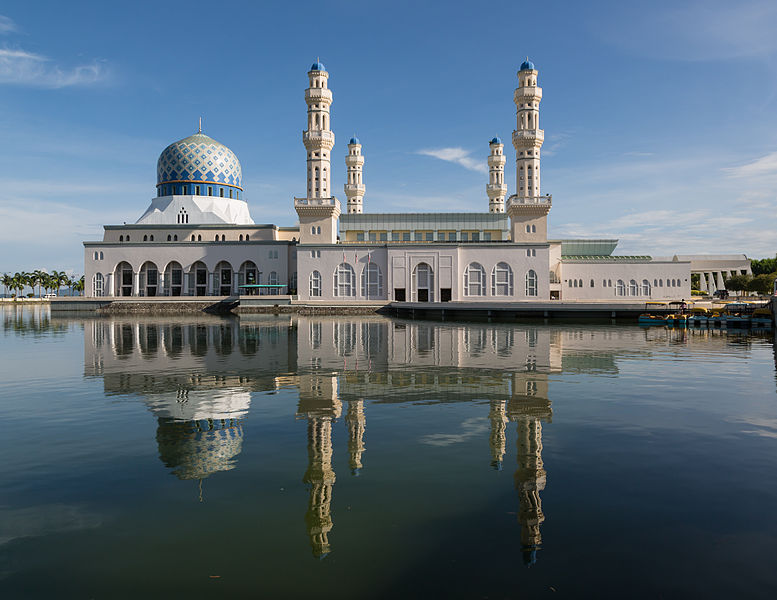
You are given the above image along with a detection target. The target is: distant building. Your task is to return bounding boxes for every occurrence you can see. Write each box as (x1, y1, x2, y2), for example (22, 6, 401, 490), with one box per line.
(85, 59, 737, 302)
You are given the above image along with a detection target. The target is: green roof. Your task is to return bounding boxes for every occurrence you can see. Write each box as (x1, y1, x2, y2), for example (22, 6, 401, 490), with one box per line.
(561, 255, 652, 262)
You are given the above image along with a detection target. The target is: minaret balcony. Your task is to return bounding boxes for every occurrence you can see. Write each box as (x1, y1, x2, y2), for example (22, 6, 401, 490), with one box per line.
(303, 130, 335, 148)
(487, 183, 507, 196)
(345, 155, 364, 167)
(295, 196, 339, 207)
(507, 194, 552, 209)
(344, 183, 365, 195)
(514, 87, 543, 101)
(512, 130, 545, 145)
(305, 88, 333, 102)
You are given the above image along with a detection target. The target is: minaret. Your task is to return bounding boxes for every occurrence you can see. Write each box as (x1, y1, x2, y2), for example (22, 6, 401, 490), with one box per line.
(345, 399, 366, 474)
(304, 61, 334, 199)
(303, 416, 336, 558)
(344, 137, 365, 214)
(514, 417, 546, 566)
(507, 58, 551, 242)
(487, 137, 507, 213)
(488, 399, 508, 469)
(513, 59, 543, 199)
(296, 61, 341, 244)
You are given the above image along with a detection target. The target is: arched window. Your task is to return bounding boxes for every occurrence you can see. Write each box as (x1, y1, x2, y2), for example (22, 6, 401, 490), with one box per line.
(532, 225, 537, 233)
(629, 280, 638, 296)
(568, 280, 573, 288)
(119, 235, 124, 242)
(167, 235, 172, 241)
(579, 279, 583, 287)
(608, 279, 612, 287)
(602, 279, 606, 287)
(239, 234, 243, 241)
(311, 226, 316, 235)
(317, 226, 321, 234)
(268, 271, 279, 295)
(197, 235, 201, 241)
(616, 279, 626, 296)
(93, 251, 99, 260)
(573, 279, 578, 288)
(491, 262, 513, 296)
(525, 269, 538, 296)
(173, 235, 178, 241)
(191, 235, 195, 241)
(659, 279, 663, 287)
(464, 262, 486, 296)
(92, 273, 104, 297)
(150, 235, 154, 241)
(361, 262, 383, 298)
(99, 251, 103, 260)
(143, 235, 148, 241)
(642, 279, 651, 295)
(590, 279, 595, 287)
(333, 263, 355, 297)
(245, 234, 249, 241)
(309, 270, 322, 297)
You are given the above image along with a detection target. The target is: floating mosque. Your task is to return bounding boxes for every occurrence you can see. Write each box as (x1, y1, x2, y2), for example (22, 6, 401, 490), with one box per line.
(83, 60, 751, 302)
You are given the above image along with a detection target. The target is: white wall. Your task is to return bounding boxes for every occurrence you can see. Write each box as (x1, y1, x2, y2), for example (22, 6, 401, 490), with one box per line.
(559, 261, 691, 300)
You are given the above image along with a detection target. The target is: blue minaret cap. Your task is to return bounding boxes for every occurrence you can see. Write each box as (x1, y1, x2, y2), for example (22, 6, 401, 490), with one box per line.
(310, 61, 326, 71)
(490, 136, 502, 145)
(519, 58, 535, 71)
(349, 136, 360, 145)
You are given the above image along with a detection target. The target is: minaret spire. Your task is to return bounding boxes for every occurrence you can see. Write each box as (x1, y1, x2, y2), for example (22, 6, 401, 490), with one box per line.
(513, 59, 543, 199)
(198, 116, 202, 134)
(344, 136, 365, 214)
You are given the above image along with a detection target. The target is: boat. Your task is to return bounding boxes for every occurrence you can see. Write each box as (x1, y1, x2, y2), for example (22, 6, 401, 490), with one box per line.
(723, 302, 753, 328)
(665, 301, 690, 327)
(688, 306, 709, 327)
(751, 307, 773, 329)
(638, 302, 670, 325)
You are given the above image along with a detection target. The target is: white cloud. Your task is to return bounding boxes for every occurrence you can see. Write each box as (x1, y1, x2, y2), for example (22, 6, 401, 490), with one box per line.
(416, 147, 487, 173)
(724, 151, 777, 178)
(0, 48, 108, 88)
(420, 417, 488, 447)
(0, 15, 16, 34)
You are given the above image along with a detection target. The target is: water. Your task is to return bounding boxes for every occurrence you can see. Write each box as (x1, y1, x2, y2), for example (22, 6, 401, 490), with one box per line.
(1, 305, 777, 598)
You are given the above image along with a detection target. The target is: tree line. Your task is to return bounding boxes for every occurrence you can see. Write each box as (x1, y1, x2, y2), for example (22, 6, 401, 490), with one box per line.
(725, 254, 777, 295)
(1, 271, 84, 298)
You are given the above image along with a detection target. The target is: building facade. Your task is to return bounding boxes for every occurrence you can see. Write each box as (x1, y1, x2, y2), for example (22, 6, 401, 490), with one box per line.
(84, 59, 719, 303)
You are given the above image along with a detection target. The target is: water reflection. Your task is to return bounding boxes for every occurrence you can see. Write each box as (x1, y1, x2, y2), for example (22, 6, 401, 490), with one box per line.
(79, 315, 770, 562)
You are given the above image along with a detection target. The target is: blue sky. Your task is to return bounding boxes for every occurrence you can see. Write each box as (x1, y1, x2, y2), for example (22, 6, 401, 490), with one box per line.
(1, 0, 776, 274)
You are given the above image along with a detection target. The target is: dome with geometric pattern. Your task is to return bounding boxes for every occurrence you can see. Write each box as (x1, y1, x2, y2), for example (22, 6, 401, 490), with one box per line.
(156, 132, 243, 195)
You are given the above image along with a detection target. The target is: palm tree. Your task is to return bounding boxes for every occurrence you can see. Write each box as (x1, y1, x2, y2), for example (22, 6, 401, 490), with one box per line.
(33, 269, 46, 297)
(57, 271, 70, 296)
(74, 276, 85, 296)
(1, 273, 11, 298)
(11, 273, 24, 298)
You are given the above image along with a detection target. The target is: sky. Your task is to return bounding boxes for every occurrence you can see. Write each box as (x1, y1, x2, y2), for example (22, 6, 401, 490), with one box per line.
(1, 0, 776, 274)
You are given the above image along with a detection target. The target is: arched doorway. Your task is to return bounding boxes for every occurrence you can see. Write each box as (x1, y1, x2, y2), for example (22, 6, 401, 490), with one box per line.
(139, 261, 159, 297)
(238, 261, 259, 295)
(164, 261, 183, 296)
(412, 262, 434, 302)
(214, 261, 234, 296)
(189, 261, 208, 296)
(115, 261, 133, 297)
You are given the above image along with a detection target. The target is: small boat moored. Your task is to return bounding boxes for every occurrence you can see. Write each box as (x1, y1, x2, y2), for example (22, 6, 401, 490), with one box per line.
(638, 302, 670, 326)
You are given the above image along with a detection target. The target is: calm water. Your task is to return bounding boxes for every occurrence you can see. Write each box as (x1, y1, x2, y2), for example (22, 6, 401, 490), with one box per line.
(1, 306, 777, 598)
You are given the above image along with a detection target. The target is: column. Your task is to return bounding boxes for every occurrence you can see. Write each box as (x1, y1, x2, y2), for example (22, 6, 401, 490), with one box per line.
(132, 271, 140, 296)
(183, 272, 189, 296)
(698, 272, 707, 293)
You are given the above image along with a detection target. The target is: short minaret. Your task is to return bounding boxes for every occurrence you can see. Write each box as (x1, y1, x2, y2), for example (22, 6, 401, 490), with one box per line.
(344, 137, 365, 214)
(304, 60, 334, 199)
(487, 137, 507, 213)
(507, 58, 551, 242)
(296, 61, 341, 244)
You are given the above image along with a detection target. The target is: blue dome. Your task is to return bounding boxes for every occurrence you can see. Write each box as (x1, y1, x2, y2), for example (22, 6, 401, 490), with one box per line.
(310, 61, 326, 72)
(349, 136, 360, 145)
(490, 136, 502, 145)
(519, 59, 535, 71)
(157, 133, 242, 192)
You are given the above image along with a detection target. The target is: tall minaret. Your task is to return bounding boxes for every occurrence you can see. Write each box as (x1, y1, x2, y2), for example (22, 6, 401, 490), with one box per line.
(514, 417, 546, 566)
(344, 137, 365, 214)
(487, 137, 507, 213)
(304, 60, 334, 199)
(513, 58, 543, 199)
(488, 399, 508, 469)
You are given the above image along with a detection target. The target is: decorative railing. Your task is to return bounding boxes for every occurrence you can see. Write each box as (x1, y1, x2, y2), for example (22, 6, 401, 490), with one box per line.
(507, 194, 552, 208)
(294, 197, 339, 207)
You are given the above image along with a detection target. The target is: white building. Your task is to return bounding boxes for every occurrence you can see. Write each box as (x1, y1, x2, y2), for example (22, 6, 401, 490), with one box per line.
(85, 59, 727, 303)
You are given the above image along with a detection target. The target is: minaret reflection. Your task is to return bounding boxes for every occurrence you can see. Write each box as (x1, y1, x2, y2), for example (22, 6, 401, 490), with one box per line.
(509, 375, 552, 566)
(298, 375, 342, 558)
(346, 399, 366, 475)
(488, 399, 508, 470)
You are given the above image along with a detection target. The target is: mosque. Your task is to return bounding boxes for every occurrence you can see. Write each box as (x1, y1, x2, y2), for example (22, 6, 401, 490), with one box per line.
(84, 60, 751, 302)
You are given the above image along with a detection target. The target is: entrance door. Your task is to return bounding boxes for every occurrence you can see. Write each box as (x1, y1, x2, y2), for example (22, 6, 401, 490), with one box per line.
(195, 267, 207, 296)
(413, 262, 434, 303)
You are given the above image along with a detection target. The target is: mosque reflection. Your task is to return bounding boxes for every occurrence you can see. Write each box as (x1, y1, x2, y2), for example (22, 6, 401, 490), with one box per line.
(83, 315, 641, 562)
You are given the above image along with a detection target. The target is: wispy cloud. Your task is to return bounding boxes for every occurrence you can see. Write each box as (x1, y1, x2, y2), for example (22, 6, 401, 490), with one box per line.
(416, 147, 487, 173)
(420, 417, 488, 447)
(0, 15, 16, 34)
(0, 48, 108, 88)
(724, 151, 777, 178)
